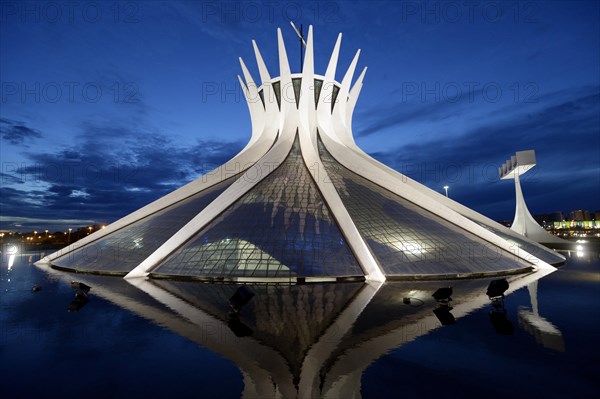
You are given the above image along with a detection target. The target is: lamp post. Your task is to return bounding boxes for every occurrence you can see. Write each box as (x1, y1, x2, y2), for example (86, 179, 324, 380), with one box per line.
(443, 186, 449, 198)
(68, 228, 72, 243)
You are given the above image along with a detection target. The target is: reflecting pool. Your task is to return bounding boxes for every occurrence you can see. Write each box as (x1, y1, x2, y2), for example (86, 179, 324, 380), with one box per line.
(1, 244, 599, 398)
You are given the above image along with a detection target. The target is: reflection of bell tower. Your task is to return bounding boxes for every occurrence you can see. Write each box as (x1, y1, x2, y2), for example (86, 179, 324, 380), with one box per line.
(499, 150, 565, 244)
(518, 280, 564, 351)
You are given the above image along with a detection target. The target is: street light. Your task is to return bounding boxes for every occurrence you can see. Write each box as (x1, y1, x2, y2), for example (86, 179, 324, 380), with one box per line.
(443, 185, 449, 197)
(68, 228, 72, 243)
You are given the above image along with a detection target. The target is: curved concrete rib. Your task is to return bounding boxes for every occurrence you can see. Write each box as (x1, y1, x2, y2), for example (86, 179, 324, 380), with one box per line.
(125, 30, 304, 279)
(298, 26, 384, 282)
(511, 173, 565, 244)
(125, 109, 296, 279)
(39, 24, 562, 282)
(38, 124, 275, 265)
(319, 132, 552, 271)
(346, 66, 367, 134)
(332, 137, 566, 262)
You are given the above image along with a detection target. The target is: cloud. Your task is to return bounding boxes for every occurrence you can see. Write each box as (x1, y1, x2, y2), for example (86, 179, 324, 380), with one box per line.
(0, 172, 23, 184)
(160, 1, 263, 45)
(385, 86, 599, 169)
(355, 93, 471, 138)
(0, 118, 43, 146)
(2, 83, 596, 230)
(1, 122, 244, 230)
(0, 215, 97, 232)
(365, 86, 600, 219)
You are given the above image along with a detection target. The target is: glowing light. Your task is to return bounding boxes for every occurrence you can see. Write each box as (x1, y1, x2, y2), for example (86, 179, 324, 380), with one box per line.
(6, 244, 18, 255)
(6, 244, 18, 270)
(576, 245, 583, 251)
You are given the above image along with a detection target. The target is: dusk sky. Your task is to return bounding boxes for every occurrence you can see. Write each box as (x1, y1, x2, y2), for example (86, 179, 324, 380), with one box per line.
(1, 0, 599, 232)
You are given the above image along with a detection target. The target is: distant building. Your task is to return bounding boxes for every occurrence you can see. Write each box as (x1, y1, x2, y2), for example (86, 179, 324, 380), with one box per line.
(554, 211, 564, 221)
(552, 209, 600, 231)
(570, 210, 590, 221)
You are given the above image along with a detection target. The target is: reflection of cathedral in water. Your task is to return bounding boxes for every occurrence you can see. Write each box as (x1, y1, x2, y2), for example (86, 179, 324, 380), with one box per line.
(40, 262, 560, 398)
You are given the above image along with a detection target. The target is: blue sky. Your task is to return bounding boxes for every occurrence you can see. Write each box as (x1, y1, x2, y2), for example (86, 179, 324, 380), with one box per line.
(1, 0, 599, 232)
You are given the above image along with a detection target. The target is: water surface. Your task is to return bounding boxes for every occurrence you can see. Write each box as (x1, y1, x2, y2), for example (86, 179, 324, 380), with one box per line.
(1, 245, 598, 398)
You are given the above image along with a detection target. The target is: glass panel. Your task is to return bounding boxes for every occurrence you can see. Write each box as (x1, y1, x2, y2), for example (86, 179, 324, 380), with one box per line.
(52, 176, 239, 274)
(469, 219, 565, 265)
(272, 81, 281, 110)
(292, 78, 301, 108)
(259, 79, 338, 112)
(331, 85, 340, 113)
(318, 135, 531, 277)
(314, 79, 323, 106)
(154, 135, 362, 279)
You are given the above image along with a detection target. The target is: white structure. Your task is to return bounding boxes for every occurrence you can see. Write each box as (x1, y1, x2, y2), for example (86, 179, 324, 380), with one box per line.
(500, 151, 565, 244)
(36, 27, 565, 282)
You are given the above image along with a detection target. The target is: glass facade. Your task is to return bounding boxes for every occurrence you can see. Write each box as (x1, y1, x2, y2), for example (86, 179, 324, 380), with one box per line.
(52, 177, 238, 274)
(258, 78, 341, 112)
(272, 80, 281, 109)
(153, 135, 362, 279)
(318, 135, 531, 277)
(293, 78, 301, 108)
(470, 219, 565, 265)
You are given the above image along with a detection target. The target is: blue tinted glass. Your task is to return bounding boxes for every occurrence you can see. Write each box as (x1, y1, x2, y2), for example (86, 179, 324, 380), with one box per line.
(52, 177, 238, 274)
(258, 79, 339, 111)
(154, 135, 362, 279)
(469, 219, 565, 265)
(317, 135, 531, 277)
